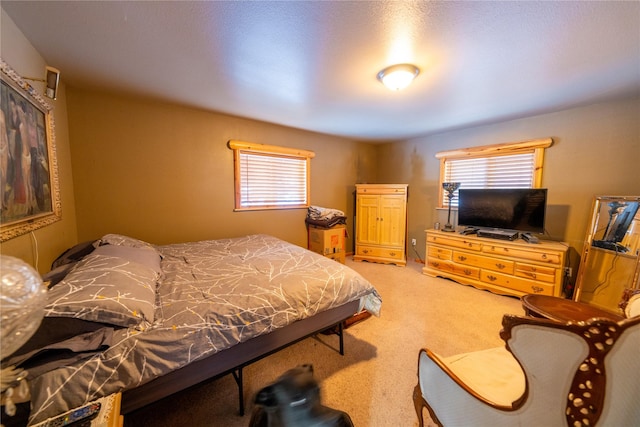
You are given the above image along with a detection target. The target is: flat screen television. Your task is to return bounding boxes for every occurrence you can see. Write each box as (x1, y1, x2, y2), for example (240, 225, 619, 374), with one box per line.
(457, 188, 547, 233)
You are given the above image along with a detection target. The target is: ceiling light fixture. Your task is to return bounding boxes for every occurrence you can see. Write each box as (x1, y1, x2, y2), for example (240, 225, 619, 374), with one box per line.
(377, 63, 420, 91)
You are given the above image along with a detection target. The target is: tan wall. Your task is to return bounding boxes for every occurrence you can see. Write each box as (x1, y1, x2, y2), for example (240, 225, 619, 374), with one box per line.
(0, 9, 78, 273)
(377, 95, 640, 281)
(66, 88, 377, 250)
(4, 5, 639, 281)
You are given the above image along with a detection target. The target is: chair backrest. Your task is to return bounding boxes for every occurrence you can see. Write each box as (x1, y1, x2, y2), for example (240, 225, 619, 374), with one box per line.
(598, 315, 640, 426)
(500, 314, 640, 427)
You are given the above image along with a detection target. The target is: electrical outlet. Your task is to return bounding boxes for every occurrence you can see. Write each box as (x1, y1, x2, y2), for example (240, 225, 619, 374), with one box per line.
(411, 238, 417, 246)
(564, 267, 572, 277)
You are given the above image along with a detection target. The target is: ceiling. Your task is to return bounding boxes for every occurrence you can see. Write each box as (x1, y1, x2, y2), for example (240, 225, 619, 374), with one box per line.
(2, 1, 639, 142)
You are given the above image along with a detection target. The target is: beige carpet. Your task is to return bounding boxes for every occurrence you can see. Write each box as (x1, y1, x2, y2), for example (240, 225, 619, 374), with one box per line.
(124, 259, 524, 426)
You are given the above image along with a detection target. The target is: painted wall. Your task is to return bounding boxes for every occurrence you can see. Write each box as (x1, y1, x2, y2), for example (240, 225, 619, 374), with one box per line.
(66, 88, 377, 250)
(3, 5, 639, 283)
(377, 95, 640, 280)
(0, 10, 78, 273)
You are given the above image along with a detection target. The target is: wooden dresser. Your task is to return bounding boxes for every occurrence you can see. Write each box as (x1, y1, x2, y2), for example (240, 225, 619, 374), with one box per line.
(354, 184, 407, 266)
(423, 229, 568, 297)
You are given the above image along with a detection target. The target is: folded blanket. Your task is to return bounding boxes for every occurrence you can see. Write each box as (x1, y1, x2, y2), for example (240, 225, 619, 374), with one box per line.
(307, 206, 345, 221)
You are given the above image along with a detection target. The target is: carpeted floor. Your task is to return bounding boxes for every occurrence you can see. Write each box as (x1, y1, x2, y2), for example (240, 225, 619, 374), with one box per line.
(124, 259, 524, 426)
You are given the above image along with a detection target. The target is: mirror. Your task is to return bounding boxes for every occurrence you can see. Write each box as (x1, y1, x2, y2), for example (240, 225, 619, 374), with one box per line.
(574, 196, 640, 314)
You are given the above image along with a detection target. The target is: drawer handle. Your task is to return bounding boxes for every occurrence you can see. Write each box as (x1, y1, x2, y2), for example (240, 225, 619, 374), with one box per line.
(432, 262, 440, 268)
(524, 272, 537, 279)
(389, 252, 396, 256)
(463, 269, 472, 276)
(458, 255, 467, 261)
(495, 263, 506, 269)
(487, 275, 497, 282)
(362, 249, 369, 254)
(532, 286, 544, 294)
(542, 254, 547, 259)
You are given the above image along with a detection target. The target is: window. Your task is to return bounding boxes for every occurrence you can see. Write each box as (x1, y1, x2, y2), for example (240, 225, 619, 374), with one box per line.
(436, 138, 553, 208)
(228, 140, 315, 211)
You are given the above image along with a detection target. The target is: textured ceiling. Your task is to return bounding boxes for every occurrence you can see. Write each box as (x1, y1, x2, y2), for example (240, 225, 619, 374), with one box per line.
(2, 1, 639, 141)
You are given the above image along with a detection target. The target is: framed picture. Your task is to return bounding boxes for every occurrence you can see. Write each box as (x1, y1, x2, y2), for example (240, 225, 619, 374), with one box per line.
(1, 59, 61, 242)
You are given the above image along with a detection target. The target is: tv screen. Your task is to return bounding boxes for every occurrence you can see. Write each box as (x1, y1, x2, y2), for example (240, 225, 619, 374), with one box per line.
(458, 188, 547, 233)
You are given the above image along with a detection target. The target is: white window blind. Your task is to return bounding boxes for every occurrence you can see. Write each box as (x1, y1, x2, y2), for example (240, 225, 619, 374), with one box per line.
(228, 140, 314, 211)
(443, 153, 535, 207)
(239, 152, 307, 207)
(436, 138, 553, 208)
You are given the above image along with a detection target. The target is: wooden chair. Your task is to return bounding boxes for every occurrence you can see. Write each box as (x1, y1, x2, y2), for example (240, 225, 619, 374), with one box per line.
(414, 313, 640, 427)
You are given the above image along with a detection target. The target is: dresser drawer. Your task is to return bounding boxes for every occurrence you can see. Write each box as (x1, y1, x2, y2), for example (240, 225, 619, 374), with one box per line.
(427, 234, 482, 252)
(357, 245, 404, 260)
(428, 246, 452, 260)
(514, 263, 557, 283)
(427, 258, 480, 279)
(481, 245, 561, 265)
(481, 270, 554, 295)
(357, 186, 407, 195)
(452, 250, 515, 274)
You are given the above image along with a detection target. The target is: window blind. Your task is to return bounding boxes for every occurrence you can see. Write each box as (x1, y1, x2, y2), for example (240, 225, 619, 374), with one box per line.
(228, 140, 314, 211)
(443, 152, 536, 207)
(238, 151, 308, 208)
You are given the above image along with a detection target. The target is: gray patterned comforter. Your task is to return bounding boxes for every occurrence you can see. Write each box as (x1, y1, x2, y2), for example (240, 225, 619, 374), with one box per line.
(28, 234, 381, 424)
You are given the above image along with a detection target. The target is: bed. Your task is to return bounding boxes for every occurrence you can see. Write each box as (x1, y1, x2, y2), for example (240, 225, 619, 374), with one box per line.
(9, 233, 381, 425)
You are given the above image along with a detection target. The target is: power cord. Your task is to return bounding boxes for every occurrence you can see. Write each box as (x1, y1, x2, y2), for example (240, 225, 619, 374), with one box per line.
(411, 242, 424, 264)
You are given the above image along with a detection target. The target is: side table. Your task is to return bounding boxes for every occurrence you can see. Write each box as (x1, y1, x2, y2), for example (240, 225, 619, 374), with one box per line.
(521, 294, 625, 322)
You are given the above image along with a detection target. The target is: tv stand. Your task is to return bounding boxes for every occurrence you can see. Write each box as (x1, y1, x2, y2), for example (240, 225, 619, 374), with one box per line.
(423, 229, 568, 297)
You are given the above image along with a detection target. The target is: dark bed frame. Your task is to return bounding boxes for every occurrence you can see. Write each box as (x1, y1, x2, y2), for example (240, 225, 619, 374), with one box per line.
(121, 299, 360, 416)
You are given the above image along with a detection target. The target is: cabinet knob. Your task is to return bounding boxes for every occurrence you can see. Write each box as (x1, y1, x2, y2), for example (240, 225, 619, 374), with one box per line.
(463, 269, 472, 276)
(496, 263, 506, 269)
(487, 275, 497, 281)
(363, 249, 369, 254)
(389, 252, 396, 256)
(458, 255, 467, 261)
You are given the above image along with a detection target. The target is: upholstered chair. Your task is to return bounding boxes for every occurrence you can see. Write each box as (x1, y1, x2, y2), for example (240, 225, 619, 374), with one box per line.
(414, 312, 640, 427)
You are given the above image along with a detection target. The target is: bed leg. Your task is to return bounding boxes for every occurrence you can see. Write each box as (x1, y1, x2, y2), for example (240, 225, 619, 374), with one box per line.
(231, 367, 245, 416)
(338, 321, 344, 355)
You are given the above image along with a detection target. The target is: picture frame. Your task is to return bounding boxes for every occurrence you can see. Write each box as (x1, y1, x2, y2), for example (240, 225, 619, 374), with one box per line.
(1, 58, 61, 242)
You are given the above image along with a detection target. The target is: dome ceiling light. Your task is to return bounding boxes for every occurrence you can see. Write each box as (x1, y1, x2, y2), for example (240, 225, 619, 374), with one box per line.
(376, 63, 420, 91)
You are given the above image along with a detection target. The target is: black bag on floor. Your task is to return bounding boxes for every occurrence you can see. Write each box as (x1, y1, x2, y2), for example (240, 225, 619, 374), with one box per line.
(249, 364, 354, 427)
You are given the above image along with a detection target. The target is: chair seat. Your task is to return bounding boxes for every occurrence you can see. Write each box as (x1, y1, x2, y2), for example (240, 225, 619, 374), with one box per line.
(415, 315, 640, 427)
(441, 347, 525, 406)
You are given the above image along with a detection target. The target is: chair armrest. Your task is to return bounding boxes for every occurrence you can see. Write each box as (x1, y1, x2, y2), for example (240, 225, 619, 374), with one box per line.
(418, 347, 525, 409)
